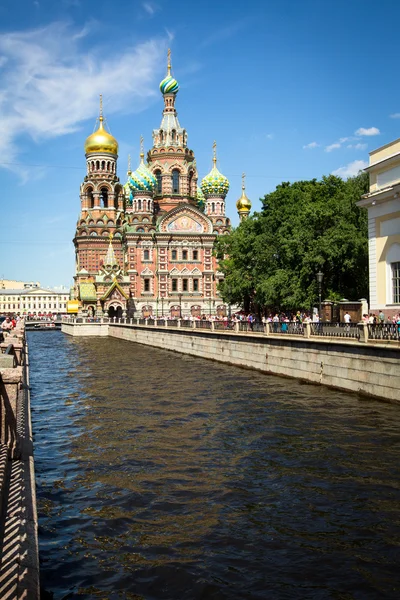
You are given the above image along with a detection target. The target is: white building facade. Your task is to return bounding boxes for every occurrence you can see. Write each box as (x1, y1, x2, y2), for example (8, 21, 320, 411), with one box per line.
(358, 138, 400, 316)
(0, 288, 69, 316)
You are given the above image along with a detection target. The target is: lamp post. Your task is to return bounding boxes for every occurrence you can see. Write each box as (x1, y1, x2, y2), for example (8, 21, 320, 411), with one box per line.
(227, 284, 232, 319)
(178, 293, 182, 318)
(316, 271, 324, 321)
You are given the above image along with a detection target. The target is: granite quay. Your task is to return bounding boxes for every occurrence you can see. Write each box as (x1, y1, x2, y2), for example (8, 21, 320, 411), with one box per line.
(62, 317, 400, 402)
(0, 322, 40, 599)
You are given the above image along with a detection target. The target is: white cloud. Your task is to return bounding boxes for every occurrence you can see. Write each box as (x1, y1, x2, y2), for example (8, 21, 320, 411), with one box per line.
(331, 159, 368, 179)
(347, 143, 367, 150)
(339, 137, 349, 143)
(355, 126, 380, 136)
(303, 141, 319, 149)
(266, 133, 274, 140)
(142, 2, 159, 16)
(0, 22, 167, 170)
(325, 142, 341, 152)
(390, 113, 400, 119)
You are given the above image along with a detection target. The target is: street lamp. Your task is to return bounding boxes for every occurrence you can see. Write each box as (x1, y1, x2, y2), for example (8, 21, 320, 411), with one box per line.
(227, 284, 232, 319)
(178, 293, 182, 318)
(316, 271, 324, 321)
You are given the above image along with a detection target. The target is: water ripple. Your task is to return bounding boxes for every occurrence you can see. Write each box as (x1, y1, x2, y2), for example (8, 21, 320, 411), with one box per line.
(28, 332, 400, 599)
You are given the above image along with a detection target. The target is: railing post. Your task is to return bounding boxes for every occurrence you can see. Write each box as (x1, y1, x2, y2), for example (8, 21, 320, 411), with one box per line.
(305, 322, 311, 338)
(192, 320, 196, 329)
(363, 323, 369, 343)
(177, 319, 181, 328)
(235, 322, 239, 333)
(211, 321, 215, 331)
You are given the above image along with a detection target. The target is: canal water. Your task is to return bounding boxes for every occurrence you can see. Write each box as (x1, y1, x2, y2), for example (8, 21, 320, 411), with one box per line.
(28, 331, 400, 599)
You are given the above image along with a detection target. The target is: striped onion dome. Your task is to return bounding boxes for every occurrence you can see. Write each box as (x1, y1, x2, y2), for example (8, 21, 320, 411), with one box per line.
(129, 155, 156, 193)
(201, 164, 230, 198)
(160, 74, 179, 95)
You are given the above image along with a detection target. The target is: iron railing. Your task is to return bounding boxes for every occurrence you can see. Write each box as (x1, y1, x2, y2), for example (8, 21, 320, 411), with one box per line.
(311, 322, 362, 341)
(368, 323, 400, 341)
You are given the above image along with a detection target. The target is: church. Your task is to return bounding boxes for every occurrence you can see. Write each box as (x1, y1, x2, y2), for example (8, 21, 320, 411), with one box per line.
(72, 51, 251, 319)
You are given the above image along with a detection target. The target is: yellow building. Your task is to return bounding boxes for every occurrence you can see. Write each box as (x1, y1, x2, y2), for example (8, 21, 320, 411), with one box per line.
(358, 138, 400, 316)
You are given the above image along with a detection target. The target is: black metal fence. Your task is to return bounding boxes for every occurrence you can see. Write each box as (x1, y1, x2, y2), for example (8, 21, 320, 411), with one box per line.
(311, 322, 362, 341)
(368, 323, 400, 341)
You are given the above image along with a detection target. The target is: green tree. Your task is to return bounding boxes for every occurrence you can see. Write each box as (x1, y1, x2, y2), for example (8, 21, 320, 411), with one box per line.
(215, 172, 369, 313)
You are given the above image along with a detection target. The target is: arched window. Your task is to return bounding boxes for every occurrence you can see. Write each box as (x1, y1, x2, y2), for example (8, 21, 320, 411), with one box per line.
(148, 200, 151, 211)
(107, 162, 110, 171)
(138, 199, 142, 210)
(100, 188, 108, 208)
(160, 130, 164, 144)
(212, 202, 215, 213)
(143, 249, 150, 260)
(171, 129, 176, 143)
(101, 160, 105, 170)
(96, 160, 100, 170)
(188, 171, 194, 196)
(87, 188, 94, 208)
(154, 170, 162, 194)
(172, 169, 180, 193)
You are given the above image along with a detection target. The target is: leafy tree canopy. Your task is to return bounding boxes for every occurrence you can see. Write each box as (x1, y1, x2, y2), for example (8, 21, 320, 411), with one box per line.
(215, 172, 369, 313)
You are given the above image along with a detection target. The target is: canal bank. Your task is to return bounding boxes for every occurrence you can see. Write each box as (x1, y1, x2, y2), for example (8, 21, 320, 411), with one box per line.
(62, 321, 400, 402)
(31, 331, 400, 599)
(0, 324, 40, 599)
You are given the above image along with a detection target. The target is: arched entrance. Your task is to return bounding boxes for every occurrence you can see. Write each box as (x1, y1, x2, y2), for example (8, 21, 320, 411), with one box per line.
(107, 304, 123, 319)
(142, 305, 153, 318)
(216, 305, 227, 317)
(170, 305, 181, 318)
(191, 305, 201, 317)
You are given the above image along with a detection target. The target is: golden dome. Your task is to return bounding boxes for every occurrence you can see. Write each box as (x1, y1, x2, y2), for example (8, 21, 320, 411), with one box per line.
(85, 98, 118, 155)
(236, 173, 251, 213)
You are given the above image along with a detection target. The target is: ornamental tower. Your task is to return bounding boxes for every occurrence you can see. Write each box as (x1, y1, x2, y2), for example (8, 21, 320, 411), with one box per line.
(74, 97, 125, 311)
(149, 50, 198, 210)
(236, 173, 252, 221)
(200, 141, 230, 234)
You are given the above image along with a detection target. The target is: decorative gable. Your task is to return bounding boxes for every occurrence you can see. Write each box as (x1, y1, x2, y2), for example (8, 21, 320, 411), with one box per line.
(159, 205, 213, 234)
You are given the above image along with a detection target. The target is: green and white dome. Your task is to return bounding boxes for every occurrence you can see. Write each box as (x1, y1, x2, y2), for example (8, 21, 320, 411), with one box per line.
(129, 155, 156, 194)
(201, 164, 230, 198)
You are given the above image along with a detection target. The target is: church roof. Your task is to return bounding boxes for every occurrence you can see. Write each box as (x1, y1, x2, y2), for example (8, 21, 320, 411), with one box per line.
(79, 282, 97, 301)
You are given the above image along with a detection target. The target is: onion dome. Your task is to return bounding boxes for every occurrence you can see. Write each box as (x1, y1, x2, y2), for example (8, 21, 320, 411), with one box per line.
(196, 186, 205, 211)
(236, 173, 251, 219)
(84, 96, 118, 155)
(201, 142, 229, 198)
(159, 48, 179, 95)
(129, 139, 156, 193)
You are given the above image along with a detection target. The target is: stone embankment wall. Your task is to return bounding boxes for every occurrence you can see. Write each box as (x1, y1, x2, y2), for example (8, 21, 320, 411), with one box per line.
(61, 321, 400, 402)
(0, 325, 39, 599)
(106, 324, 399, 402)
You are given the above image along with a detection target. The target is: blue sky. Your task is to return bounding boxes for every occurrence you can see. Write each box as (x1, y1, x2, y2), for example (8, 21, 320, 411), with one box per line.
(0, 0, 399, 289)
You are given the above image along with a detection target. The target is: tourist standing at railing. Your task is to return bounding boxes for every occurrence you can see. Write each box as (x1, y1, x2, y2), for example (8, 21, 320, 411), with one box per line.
(1, 317, 13, 333)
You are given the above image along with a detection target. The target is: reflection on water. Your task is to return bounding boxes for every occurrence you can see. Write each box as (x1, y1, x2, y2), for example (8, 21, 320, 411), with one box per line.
(29, 331, 400, 599)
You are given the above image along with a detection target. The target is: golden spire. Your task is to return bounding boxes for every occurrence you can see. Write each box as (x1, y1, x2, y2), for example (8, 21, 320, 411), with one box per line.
(108, 232, 113, 242)
(236, 171, 251, 219)
(127, 154, 131, 175)
(167, 48, 171, 76)
(84, 94, 119, 155)
(212, 140, 217, 168)
(140, 135, 144, 160)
